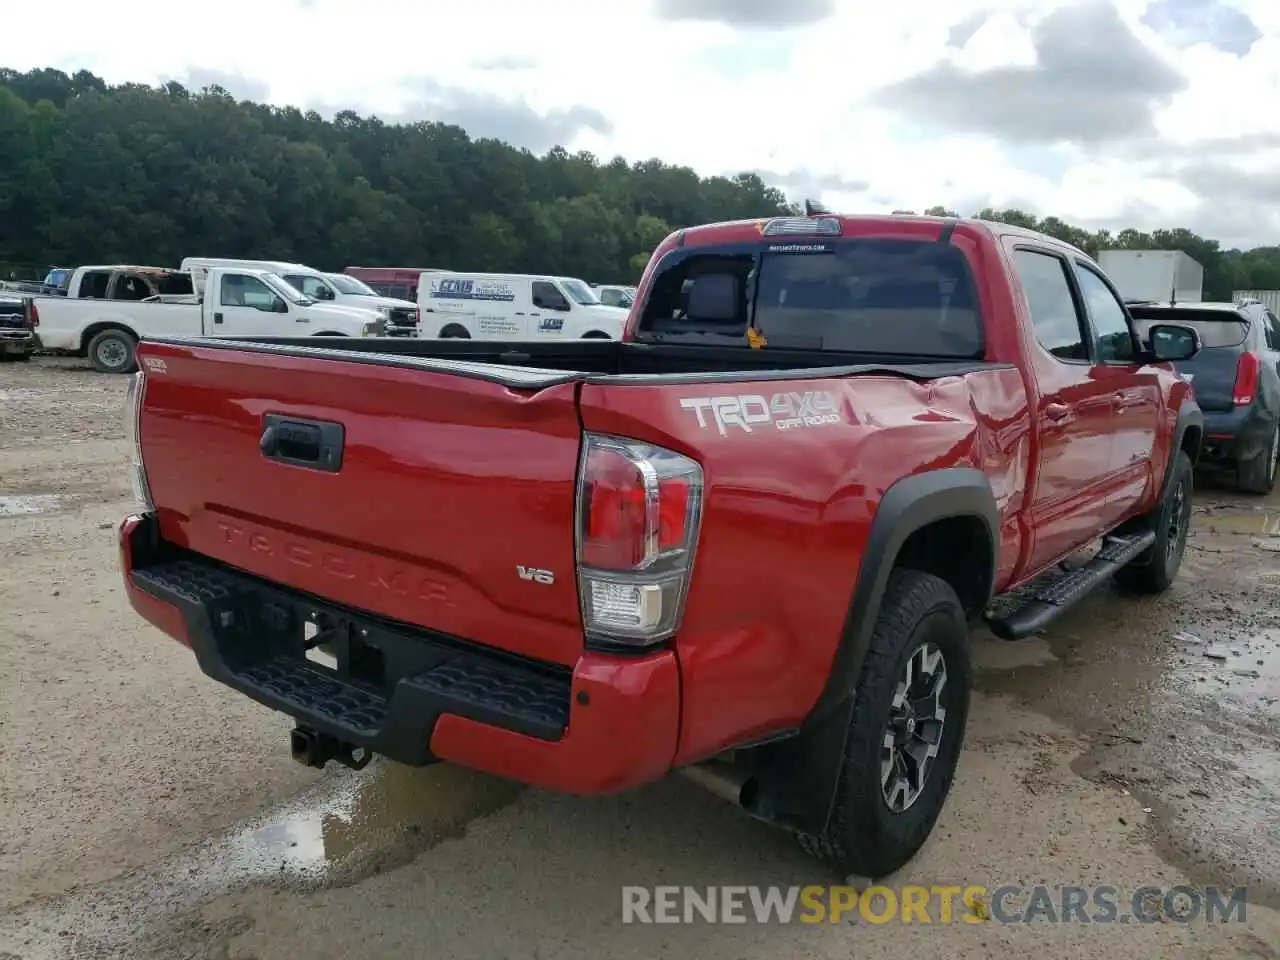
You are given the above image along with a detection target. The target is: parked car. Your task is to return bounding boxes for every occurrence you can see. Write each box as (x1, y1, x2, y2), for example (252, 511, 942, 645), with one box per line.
(27, 266, 383, 373)
(0, 292, 36, 361)
(118, 212, 1203, 878)
(1129, 298, 1280, 493)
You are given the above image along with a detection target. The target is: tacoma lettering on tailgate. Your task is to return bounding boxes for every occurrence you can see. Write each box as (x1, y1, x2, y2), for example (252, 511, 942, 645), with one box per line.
(214, 520, 454, 606)
(679, 391, 842, 435)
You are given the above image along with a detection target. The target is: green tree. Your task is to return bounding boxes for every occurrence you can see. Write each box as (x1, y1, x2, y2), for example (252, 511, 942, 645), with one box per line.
(1, 66, 1277, 297)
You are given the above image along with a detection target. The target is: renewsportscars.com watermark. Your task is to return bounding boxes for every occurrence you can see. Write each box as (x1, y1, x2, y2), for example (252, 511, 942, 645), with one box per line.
(621, 884, 1249, 925)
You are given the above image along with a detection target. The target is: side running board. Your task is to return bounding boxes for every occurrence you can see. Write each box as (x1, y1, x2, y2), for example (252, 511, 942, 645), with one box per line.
(983, 531, 1157, 641)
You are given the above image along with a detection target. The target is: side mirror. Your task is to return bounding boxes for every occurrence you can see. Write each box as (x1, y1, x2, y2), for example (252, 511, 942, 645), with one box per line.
(270, 297, 289, 314)
(1148, 323, 1200, 362)
(318, 286, 335, 300)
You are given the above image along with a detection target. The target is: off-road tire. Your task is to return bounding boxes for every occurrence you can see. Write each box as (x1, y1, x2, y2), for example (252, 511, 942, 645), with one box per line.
(795, 569, 971, 878)
(87, 328, 138, 374)
(1237, 423, 1278, 495)
(1115, 450, 1194, 594)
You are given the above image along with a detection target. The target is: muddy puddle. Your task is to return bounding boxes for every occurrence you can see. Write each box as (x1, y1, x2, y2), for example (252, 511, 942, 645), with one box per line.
(975, 493, 1280, 910)
(0, 494, 67, 517)
(0, 761, 522, 956)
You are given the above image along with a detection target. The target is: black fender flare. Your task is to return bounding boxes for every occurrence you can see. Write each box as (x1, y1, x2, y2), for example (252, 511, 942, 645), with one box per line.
(1160, 399, 1204, 498)
(748, 467, 999, 836)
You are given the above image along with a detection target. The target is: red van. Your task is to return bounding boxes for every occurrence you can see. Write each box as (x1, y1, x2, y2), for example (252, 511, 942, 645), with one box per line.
(343, 267, 448, 301)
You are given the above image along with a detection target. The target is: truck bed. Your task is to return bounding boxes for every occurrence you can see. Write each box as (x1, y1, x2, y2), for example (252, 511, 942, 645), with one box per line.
(149, 334, 1004, 385)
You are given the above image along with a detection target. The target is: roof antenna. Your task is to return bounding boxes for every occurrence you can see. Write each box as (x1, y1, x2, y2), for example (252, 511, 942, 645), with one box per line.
(804, 199, 829, 217)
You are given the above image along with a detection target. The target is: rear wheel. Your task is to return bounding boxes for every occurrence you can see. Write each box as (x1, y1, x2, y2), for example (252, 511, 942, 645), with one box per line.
(1237, 423, 1279, 495)
(795, 570, 970, 878)
(581, 331, 611, 339)
(439, 324, 471, 339)
(87, 328, 138, 374)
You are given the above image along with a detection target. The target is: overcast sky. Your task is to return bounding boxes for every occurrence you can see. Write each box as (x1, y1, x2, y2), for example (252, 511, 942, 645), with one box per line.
(7, 0, 1280, 248)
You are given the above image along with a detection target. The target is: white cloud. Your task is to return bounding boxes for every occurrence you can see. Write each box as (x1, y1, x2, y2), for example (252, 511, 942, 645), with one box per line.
(6, 0, 1280, 247)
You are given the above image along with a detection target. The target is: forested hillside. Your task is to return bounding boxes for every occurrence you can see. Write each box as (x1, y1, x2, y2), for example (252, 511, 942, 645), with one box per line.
(2, 66, 1278, 296)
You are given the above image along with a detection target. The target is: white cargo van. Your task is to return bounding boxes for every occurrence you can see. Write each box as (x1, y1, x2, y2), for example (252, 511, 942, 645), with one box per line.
(418, 273, 628, 340)
(180, 258, 419, 335)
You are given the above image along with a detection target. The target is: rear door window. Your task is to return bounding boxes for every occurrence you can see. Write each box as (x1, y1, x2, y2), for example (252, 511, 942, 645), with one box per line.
(1011, 249, 1088, 362)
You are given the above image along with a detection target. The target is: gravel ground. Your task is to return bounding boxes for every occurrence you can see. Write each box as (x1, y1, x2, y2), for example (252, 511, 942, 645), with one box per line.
(0, 356, 1277, 960)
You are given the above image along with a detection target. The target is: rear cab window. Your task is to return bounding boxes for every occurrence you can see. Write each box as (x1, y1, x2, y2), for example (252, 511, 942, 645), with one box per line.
(635, 236, 985, 359)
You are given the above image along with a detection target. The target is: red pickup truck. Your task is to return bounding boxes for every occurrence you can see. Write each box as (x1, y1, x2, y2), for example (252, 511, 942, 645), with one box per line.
(119, 213, 1205, 878)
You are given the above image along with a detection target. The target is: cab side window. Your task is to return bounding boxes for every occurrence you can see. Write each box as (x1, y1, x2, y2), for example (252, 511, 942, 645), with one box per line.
(1073, 263, 1136, 363)
(221, 274, 280, 311)
(532, 281, 569, 310)
(283, 274, 330, 300)
(1012, 249, 1088, 362)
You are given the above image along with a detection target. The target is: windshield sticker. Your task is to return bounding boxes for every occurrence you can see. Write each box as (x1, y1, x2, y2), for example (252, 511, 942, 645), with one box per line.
(680, 391, 842, 435)
(431, 278, 515, 302)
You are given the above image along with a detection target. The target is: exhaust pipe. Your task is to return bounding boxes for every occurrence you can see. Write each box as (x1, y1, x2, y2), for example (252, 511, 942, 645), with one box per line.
(678, 759, 758, 809)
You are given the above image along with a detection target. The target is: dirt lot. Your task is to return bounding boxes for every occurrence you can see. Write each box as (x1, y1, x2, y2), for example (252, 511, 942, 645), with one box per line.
(1, 357, 1278, 960)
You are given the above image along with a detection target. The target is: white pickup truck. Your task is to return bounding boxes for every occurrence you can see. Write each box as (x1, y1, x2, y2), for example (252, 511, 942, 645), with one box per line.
(27, 266, 384, 373)
(182, 258, 421, 337)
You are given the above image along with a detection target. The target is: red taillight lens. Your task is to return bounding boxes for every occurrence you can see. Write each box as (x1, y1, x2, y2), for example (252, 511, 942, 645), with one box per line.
(658, 477, 690, 550)
(1233, 352, 1260, 405)
(576, 434, 704, 645)
(29, 302, 39, 328)
(581, 448, 648, 569)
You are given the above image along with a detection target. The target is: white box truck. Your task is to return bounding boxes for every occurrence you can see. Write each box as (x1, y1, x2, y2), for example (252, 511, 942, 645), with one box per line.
(1097, 249, 1203, 304)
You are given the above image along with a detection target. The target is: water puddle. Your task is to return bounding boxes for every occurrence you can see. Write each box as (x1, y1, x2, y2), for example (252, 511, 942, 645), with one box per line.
(0, 761, 523, 956)
(1175, 627, 1280, 706)
(1196, 510, 1280, 549)
(0, 494, 65, 517)
(226, 761, 522, 879)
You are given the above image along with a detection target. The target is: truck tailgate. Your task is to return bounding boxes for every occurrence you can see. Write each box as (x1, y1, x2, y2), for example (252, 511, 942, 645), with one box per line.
(135, 340, 586, 667)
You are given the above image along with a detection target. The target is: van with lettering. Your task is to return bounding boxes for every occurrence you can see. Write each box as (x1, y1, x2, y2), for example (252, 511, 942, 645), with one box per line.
(418, 272, 628, 340)
(120, 211, 1204, 878)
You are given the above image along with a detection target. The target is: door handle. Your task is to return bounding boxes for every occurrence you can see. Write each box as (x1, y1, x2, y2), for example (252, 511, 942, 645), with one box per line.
(296, 316, 309, 323)
(1112, 392, 1126, 408)
(1045, 402, 1071, 422)
(260, 415, 344, 472)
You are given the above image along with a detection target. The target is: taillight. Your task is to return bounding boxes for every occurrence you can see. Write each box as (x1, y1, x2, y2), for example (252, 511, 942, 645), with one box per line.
(123, 371, 154, 512)
(1233, 352, 1260, 405)
(576, 433, 703, 647)
(28, 302, 39, 327)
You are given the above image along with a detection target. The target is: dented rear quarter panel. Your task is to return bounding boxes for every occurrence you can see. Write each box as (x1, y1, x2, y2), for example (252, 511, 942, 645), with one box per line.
(579, 364, 1031, 765)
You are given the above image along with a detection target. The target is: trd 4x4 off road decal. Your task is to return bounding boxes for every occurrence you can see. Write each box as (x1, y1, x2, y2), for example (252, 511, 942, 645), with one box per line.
(679, 391, 842, 435)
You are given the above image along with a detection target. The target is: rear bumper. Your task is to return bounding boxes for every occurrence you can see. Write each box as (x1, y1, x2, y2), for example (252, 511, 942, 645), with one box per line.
(119, 513, 679, 793)
(0, 329, 35, 355)
(1200, 406, 1274, 462)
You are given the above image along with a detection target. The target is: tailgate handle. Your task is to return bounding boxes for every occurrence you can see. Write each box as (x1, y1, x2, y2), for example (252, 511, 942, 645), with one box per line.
(260, 415, 345, 472)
